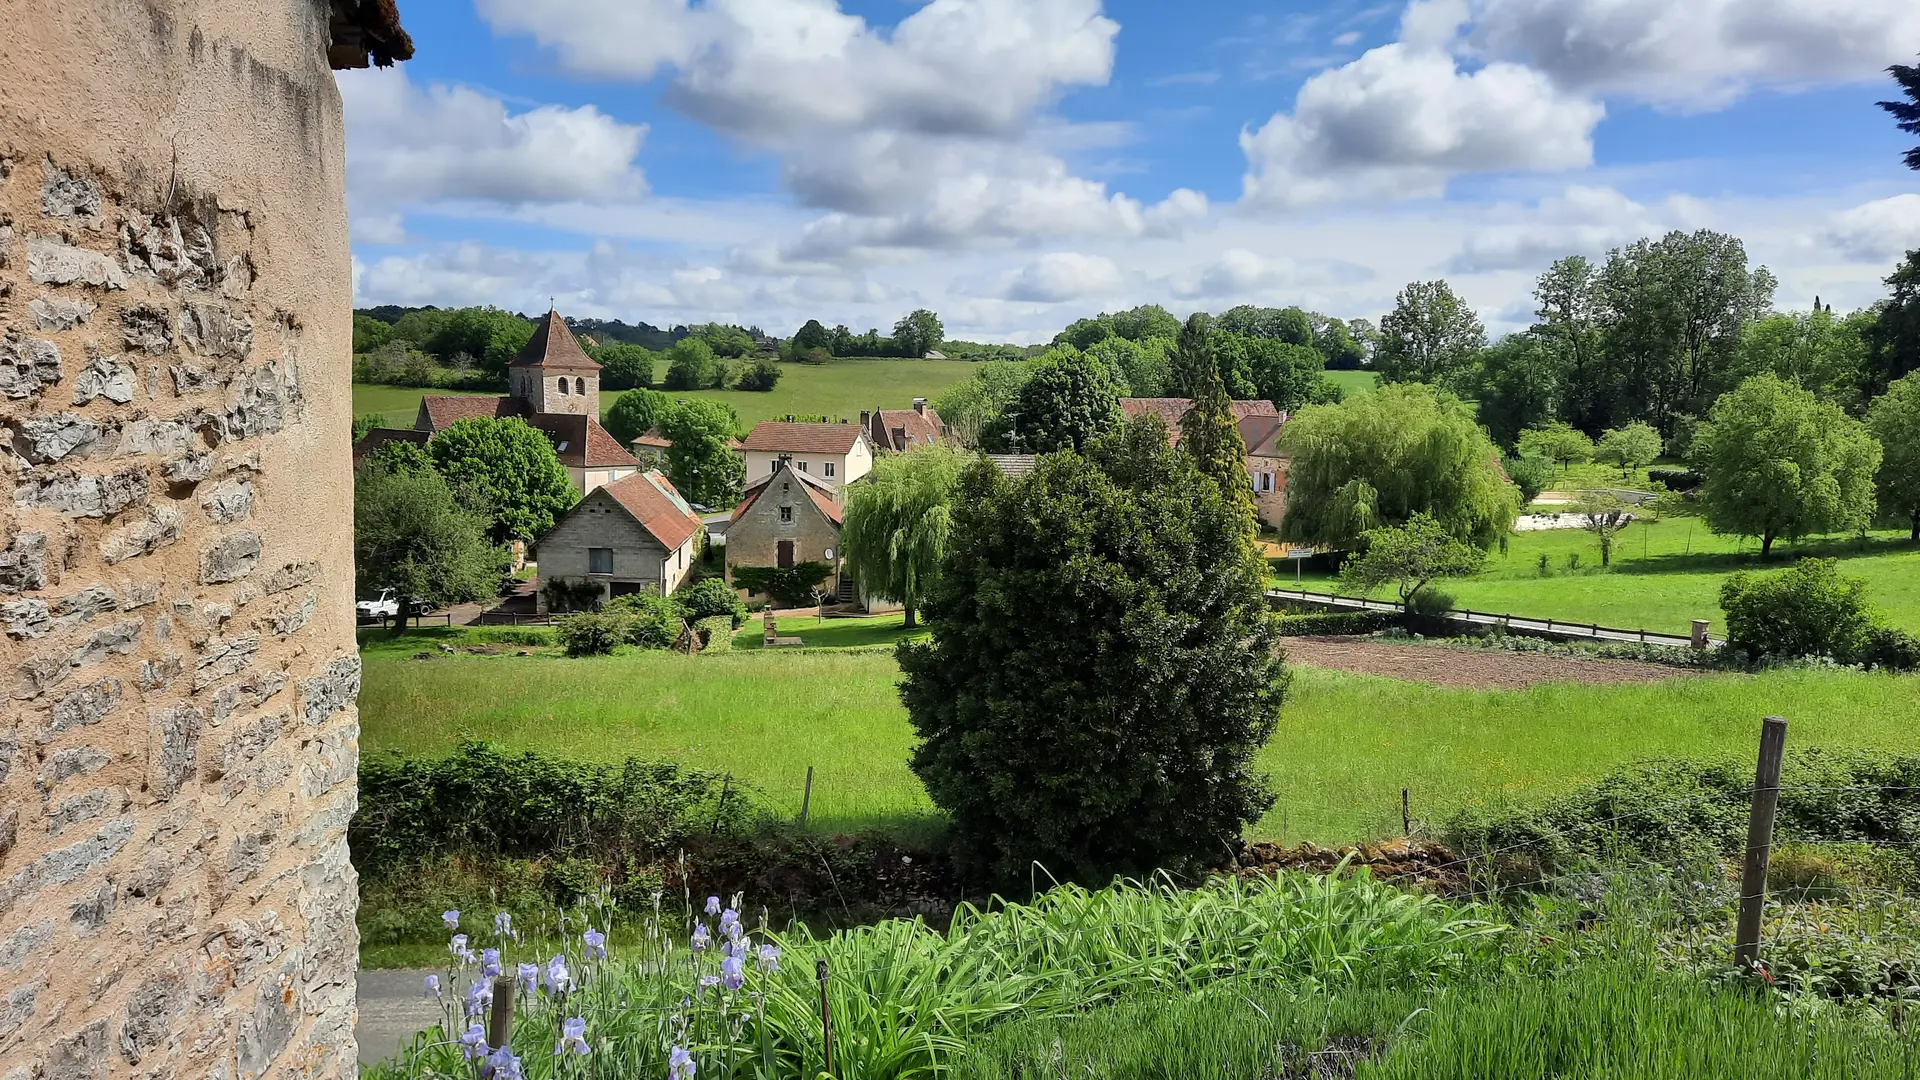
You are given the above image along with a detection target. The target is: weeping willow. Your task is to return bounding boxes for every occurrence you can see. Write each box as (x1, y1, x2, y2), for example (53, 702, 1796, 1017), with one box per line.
(840, 445, 970, 627)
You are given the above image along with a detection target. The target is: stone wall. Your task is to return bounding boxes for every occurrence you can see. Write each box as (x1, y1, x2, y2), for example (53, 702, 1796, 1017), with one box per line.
(726, 467, 842, 593)
(535, 490, 684, 609)
(1, 3, 360, 1077)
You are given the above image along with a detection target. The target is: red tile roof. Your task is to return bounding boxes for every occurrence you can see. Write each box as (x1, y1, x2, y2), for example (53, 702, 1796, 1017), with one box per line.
(631, 430, 672, 451)
(740, 421, 865, 454)
(527, 413, 638, 469)
(730, 463, 843, 526)
(1118, 398, 1288, 452)
(869, 406, 945, 451)
(350, 426, 429, 467)
(601, 470, 703, 551)
(510, 308, 601, 372)
(416, 394, 529, 432)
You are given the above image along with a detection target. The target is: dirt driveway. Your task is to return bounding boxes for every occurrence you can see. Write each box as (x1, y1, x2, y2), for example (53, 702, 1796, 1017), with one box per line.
(1282, 635, 1702, 689)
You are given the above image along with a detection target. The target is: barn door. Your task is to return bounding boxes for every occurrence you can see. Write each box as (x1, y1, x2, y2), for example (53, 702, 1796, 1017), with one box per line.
(777, 540, 795, 568)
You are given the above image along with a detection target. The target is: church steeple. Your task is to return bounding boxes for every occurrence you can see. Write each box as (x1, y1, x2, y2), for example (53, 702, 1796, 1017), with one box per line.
(510, 307, 601, 417)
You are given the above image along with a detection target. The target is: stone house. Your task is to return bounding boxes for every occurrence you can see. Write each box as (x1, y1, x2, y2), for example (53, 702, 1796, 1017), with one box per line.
(725, 458, 845, 601)
(352, 306, 639, 494)
(535, 469, 704, 611)
(0, 1, 411, 1074)
(1119, 398, 1292, 527)
(738, 420, 872, 497)
(861, 398, 946, 453)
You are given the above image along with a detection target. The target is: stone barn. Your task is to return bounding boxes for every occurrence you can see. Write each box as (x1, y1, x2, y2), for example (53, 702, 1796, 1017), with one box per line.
(725, 458, 845, 603)
(534, 470, 704, 611)
(0, 1, 410, 1076)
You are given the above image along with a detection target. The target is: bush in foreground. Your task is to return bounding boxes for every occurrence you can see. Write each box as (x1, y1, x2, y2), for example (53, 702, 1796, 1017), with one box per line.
(1720, 558, 1876, 666)
(900, 417, 1287, 883)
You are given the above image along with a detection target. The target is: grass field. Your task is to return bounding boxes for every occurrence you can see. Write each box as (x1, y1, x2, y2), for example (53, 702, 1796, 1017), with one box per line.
(1323, 369, 1380, 395)
(352, 357, 993, 432)
(731, 613, 926, 651)
(357, 640, 1919, 843)
(1280, 520, 1920, 636)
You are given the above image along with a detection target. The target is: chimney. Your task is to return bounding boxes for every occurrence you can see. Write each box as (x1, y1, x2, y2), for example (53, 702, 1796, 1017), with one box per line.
(913, 398, 927, 416)
(859, 410, 870, 430)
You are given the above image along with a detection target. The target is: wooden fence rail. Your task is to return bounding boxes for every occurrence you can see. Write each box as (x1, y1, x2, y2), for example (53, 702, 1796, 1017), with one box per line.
(1265, 588, 1723, 650)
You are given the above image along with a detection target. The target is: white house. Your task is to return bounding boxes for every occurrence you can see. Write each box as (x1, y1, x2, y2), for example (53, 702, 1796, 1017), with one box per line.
(737, 421, 873, 499)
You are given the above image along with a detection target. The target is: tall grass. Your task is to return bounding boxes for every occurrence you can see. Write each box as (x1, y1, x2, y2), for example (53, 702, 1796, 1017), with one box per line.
(959, 963, 1920, 1079)
(367, 870, 1500, 1078)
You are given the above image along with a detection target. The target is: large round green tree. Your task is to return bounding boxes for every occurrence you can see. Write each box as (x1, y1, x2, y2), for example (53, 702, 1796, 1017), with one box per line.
(1869, 371, 1920, 540)
(841, 444, 968, 628)
(1690, 374, 1881, 557)
(429, 417, 577, 542)
(354, 458, 505, 630)
(657, 398, 746, 510)
(1279, 383, 1520, 551)
(1010, 350, 1122, 453)
(898, 417, 1288, 882)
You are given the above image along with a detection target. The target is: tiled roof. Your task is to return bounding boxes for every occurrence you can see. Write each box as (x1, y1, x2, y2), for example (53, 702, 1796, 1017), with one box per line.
(350, 426, 429, 467)
(601, 470, 703, 551)
(416, 395, 529, 432)
(871, 406, 945, 451)
(730, 463, 843, 526)
(740, 421, 864, 454)
(1118, 398, 1288, 451)
(510, 308, 601, 372)
(527, 413, 638, 469)
(631, 430, 672, 450)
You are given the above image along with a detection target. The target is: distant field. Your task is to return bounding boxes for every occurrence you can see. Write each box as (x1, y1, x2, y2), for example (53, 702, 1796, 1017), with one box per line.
(357, 639, 1919, 843)
(352, 357, 994, 433)
(1281, 520, 1920, 636)
(1323, 369, 1380, 394)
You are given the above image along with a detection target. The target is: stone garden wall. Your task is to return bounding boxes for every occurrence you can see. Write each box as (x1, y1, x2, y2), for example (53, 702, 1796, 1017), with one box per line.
(0, 3, 362, 1076)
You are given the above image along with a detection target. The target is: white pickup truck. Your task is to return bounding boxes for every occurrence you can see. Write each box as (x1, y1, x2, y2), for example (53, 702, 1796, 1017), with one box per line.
(356, 589, 400, 622)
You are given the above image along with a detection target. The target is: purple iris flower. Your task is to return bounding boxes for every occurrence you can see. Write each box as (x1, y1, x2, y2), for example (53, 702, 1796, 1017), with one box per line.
(554, 1016, 590, 1057)
(481, 948, 503, 979)
(458, 1023, 488, 1061)
(450, 934, 475, 965)
(690, 924, 711, 952)
(423, 974, 442, 998)
(704, 896, 722, 916)
(720, 955, 745, 991)
(494, 911, 515, 939)
(516, 962, 540, 996)
(583, 928, 607, 961)
(669, 1046, 698, 1080)
(545, 954, 572, 994)
(464, 978, 493, 1019)
(755, 943, 782, 973)
(483, 1045, 525, 1080)
(443, 909, 461, 931)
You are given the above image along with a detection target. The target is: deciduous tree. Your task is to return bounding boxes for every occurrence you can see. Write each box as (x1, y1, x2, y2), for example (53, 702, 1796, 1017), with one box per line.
(893, 309, 945, 358)
(1572, 490, 1632, 567)
(1338, 512, 1484, 606)
(1474, 332, 1567, 449)
(841, 445, 968, 628)
(1690, 374, 1882, 557)
(662, 338, 723, 390)
(1375, 280, 1486, 390)
(898, 419, 1287, 881)
(1518, 422, 1596, 475)
(355, 458, 504, 630)
(1868, 371, 1920, 539)
(1864, 251, 1920, 401)
(591, 343, 656, 391)
(1011, 350, 1122, 453)
(1280, 383, 1519, 551)
(657, 399, 745, 510)
(1595, 421, 1662, 479)
(429, 417, 577, 543)
(934, 361, 1032, 449)
(1180, 369, 1256, 534)
(604, 388, 672, 446)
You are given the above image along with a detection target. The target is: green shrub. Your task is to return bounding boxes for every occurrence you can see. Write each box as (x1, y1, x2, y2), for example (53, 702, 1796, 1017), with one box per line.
(351, 741, 745, 881)
(675, 577, 748, 628)
(462, 626, 554, 647)
(694, 615, 734, 653)
(1858, 626, 1920, 672)
(1648, 466, 1703, 491)
(1719, 558, 1875, 665)
(555, 611, 626, 656)
(541, 577, 604, 614)
(1276, 610, 1399, 636)
(731, 561, 834, 608)
(1503, 453, 1552, 504)
(605, 592, 682, 649)
(1406, 585, 1456, 617)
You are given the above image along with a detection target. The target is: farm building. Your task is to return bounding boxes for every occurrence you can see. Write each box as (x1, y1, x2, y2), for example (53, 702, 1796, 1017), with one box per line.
(1120, 398, 1292, 527)
(862, 398, 948, 452)
(536, 469, 704, 611)
(726, 458, 852, 604)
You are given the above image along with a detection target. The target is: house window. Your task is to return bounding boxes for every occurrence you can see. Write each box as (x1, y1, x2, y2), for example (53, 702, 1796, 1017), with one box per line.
(575, 377, 586, 395)
(557, 378, 570, 395)
(779, 506, 794, 523)
(588, 548, 613, 574)
(1254, 472, 1276, 493)
(823, 461, 836, 478)
(796, 461, 809, 473)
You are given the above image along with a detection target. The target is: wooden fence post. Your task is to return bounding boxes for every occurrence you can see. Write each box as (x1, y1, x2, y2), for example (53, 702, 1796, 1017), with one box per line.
(799, 766, 814, 829)
(817, 958, 835, 1078)
(1734, 716, 1789, 973)
(1401, 788, 1411, 837)
(487, 975, 515, 1051)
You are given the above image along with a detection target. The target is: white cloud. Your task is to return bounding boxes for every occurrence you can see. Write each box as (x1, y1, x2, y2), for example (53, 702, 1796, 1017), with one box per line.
(1448, 185, 1709, 273)
(1818, 195, 1920, 263)
(339, 68, 648, 208)
(1004, 253, 1126, 302)
(1460, 0, 1920, 109)
(1239, 42, 1603, 208)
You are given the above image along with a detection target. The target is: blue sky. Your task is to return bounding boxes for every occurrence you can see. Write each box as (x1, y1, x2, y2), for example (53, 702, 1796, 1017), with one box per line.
(342, 0, 1920, 341)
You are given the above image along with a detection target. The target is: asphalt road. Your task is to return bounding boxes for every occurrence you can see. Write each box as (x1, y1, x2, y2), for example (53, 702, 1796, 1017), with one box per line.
(356, 969, 445, 1069)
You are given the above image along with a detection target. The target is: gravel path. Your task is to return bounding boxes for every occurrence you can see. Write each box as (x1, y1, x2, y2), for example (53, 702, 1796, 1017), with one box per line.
(1281, 635, 1700, 689)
